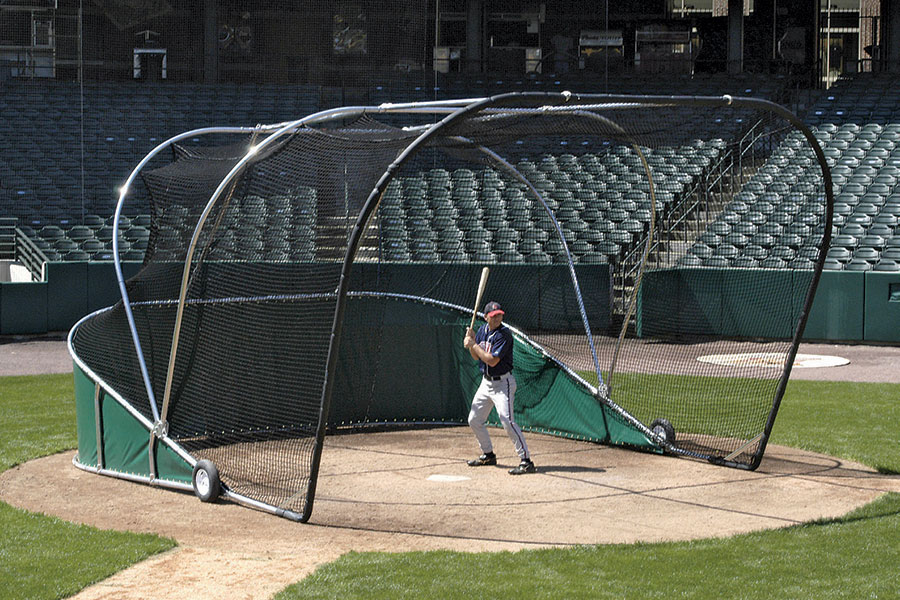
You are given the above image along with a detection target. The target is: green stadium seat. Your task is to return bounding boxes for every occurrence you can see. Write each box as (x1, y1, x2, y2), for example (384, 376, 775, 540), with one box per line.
(742, 244, 768, 260)
(498, 251, 526, 264)
(826, 247, 852, 262)
(860, 235, 886, 249)
(881, 247, 900, 261)
(608, 230, 632, 247)
(63, 250, 90, 261)
(81, 239, 106, 253)
(731, 256, 759, 268)
(39, 225, 65, 241)
(874, 260, 900, 272)
(770, 246, 796, 261)
(760, 257, 787, 269)
(855, 247, 880, 262)
(713, 244, 739, 259)
(573, 249, 606, 264)
(822, 258, 844, 271)
(131, 214, 152, 228)
(691, 243, 713, 260)
(678, 254, 702, 267)
(595, 240, 622, 258)
(83, 214, 106, 228)
(845, 258, 873, 271)
(701, 257, 730, 267)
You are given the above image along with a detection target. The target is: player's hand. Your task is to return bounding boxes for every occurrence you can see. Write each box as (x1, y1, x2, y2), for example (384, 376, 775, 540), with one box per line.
(463, 328, 475, 348)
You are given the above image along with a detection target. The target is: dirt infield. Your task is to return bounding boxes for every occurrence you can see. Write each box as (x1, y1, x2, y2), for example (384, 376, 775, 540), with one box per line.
(2, 428, 899, 599)
(2, 336, 900, 599)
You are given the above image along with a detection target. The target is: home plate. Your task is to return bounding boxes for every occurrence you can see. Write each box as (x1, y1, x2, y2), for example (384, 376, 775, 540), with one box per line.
(427, 474, 471, 483)
(697, 353, 850, 369)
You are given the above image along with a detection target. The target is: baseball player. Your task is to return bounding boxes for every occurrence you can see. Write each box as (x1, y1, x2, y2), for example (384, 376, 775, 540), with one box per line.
(463, 301, 535, 475)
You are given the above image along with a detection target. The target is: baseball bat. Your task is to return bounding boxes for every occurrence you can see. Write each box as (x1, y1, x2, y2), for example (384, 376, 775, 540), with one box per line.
(469, 266, 490, 330)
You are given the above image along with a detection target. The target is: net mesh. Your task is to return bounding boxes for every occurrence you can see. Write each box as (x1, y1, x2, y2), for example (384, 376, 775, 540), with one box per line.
(71, 94, 831, 517)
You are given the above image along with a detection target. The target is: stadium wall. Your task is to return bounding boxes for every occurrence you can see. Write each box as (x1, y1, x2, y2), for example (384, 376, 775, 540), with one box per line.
(1, 264, 897, 343)
(0, 262, 141, 335)
(637, 269, 900, 344)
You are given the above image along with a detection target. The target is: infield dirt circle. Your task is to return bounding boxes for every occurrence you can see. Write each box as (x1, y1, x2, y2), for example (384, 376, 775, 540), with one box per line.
(2, 426, 900, 600)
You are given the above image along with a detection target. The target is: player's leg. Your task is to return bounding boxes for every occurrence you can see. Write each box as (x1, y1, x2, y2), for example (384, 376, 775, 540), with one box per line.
(490, 376, 530, 462)
(467, 378, 496, 463)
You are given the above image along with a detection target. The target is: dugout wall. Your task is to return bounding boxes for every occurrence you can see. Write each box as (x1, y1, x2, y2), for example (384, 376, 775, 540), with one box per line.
(69, 92, 833, 522)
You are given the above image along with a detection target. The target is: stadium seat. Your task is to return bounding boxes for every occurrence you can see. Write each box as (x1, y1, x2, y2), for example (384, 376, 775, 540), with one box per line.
(860, 235, 886, 250)
(874, 260, 900, 272)
(730, 256, 758, 268)
(760, 257, 787, 269)
(63, 250, 90, 261)
(826, 247, 852, 262)
(844, 258, 873, 271)
(678, 254, 703, 267)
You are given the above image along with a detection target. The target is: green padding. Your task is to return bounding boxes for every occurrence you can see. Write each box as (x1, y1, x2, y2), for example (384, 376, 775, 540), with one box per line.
(46, 262, 88, 331)
(0, 281, 47, 334)
(349, 263, 610, 331)
(864, 272, 900, 343)
(638, 268, 812, 339)
(73, 364, 99, 467)
(154, 442, 193, 484)
(804, 271, 864, 341)
(476, 338, 653, 448)
(332, 299, 469, 424)
(333, 297, 652, 449)
(189, 262, 608, 332)
(86, 262, 129, 313)
(100, 391, 151, 477)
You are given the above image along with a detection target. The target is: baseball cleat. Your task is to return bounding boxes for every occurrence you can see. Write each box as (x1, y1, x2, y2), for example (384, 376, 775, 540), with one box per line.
(509, 459, 536, 475)
(467, 452, 497, 466)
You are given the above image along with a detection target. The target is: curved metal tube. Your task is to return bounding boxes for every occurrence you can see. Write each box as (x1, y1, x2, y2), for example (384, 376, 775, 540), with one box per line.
(451, 138, 605, 384)
(112, 125, 260, 422)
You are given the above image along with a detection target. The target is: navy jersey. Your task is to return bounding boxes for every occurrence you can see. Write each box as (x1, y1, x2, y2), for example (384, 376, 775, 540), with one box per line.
(475, 323, 513, 376)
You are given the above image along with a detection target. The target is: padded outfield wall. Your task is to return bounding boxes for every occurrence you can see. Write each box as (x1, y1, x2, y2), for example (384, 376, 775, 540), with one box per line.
(637, 268, 900, 343)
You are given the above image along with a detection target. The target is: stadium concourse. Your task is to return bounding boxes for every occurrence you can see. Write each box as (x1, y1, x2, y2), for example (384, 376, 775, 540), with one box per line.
(1, 336, 900, 599)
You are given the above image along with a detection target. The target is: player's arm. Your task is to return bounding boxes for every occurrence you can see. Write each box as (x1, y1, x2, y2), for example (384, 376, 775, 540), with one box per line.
(463, 329, 501, 366)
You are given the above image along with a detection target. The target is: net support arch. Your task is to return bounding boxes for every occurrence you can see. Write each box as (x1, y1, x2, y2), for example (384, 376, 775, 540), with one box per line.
(68, 92, 834, 524)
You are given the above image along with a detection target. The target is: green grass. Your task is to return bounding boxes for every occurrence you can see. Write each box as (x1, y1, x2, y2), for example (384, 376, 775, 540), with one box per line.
(0, 374, 79, 471)
(276, 377, 900, 599)
(0, 373, 176, 600)
(773, 380, 900, 474)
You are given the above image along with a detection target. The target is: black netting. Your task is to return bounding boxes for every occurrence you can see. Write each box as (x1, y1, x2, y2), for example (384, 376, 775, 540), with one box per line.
(71, 95, 831, 518)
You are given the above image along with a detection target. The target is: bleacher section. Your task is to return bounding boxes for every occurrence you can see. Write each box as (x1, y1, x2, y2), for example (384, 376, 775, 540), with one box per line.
(684, 73, 900, 273)
(0, 81, 320, 226)
(3, 73, 783, 266)
(377, 142, 722, 265)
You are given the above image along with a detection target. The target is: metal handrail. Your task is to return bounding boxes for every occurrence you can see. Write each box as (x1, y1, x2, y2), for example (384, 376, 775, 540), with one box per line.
(14, 228, 49, 282)
(612, 116, 774, 316)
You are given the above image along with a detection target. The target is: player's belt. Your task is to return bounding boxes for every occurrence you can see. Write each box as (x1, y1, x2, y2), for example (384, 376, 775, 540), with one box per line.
(483, 372, 510, 381)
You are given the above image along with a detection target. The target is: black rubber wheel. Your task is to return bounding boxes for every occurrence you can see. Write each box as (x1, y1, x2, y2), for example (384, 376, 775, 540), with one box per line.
(192, 459, 221, 502)
(650, 418, 676, 447)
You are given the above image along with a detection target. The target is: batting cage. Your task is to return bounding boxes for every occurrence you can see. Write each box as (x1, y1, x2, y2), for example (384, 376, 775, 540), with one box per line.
(69, 92, 833, 522)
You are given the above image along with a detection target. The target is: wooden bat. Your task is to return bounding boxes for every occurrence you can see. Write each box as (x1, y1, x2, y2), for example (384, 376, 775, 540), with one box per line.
(469, 266, 490, 330)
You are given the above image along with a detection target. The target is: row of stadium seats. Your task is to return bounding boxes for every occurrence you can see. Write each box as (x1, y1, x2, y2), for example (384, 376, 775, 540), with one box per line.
(683, 72, 900, 272)
(0, 81, 321, 224)
(2, 72, 782, 228)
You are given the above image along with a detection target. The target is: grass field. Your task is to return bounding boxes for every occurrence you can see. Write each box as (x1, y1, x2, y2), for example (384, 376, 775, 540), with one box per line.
(1, 372, 897, 599)
(0, 374, 176, 600)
